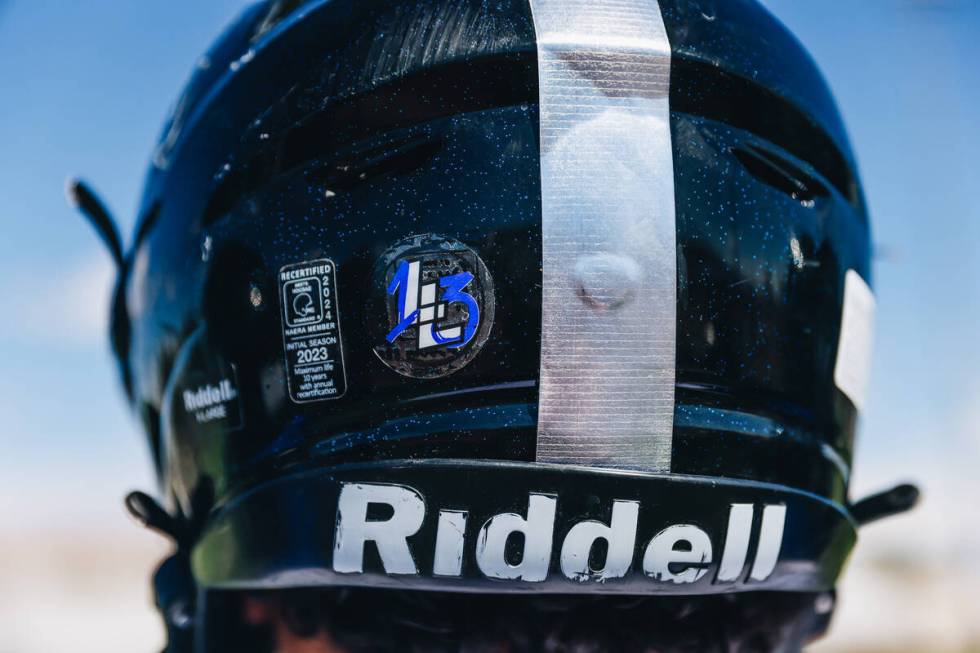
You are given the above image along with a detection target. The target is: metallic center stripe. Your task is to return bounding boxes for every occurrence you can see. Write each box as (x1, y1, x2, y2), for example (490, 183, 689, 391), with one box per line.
(530, 0, 676, 471)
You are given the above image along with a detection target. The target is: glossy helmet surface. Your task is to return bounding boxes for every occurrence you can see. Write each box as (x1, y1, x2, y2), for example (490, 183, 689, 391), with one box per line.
(82, 0, 914, 634)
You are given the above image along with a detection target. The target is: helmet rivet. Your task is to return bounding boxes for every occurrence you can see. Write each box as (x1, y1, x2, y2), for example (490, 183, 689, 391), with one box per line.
(573, 253, 642, 310)
(815, 592, 835, 615)
(249, 284, 264, 309)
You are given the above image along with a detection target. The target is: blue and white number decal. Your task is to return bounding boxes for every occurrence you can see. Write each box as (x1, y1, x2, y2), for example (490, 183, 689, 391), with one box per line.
(374, 235, 494, 378)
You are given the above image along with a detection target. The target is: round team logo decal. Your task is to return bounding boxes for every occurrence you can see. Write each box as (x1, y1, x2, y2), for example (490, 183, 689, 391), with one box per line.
(373, 234, 494, 378)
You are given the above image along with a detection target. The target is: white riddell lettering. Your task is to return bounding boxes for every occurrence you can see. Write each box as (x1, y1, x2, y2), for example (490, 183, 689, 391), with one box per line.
(642, 524, 713, 583)
(331, 483, 786, 585)
(332, 483, 425, 575)
(182, 379, 237, 412)
(560, 500, 639, 582)
(475, 494, 557, 582)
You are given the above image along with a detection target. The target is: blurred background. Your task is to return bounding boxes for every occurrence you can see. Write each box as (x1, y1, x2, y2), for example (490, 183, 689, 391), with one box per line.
(0, 1, 977, 651)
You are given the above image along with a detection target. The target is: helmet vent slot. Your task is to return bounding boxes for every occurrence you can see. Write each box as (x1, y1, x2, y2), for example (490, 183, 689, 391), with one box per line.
(199, 53, 536, 229)
(671, 60, 860, 208)
(732, 143, 829, 206)
(309, 134, 445, 193)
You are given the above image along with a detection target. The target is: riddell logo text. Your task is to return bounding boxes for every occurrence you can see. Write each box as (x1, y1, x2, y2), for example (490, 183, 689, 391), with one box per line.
(332, 483, 786, 584)
(182, 379, 237, 412)
(181, 378, 238, 425)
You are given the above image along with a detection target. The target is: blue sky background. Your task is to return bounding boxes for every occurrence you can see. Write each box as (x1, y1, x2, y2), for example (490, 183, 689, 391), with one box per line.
(0, 1, 977, 651)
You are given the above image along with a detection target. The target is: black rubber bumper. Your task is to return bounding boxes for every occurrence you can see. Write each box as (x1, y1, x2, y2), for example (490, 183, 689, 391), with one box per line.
(192, 460, 856, 595)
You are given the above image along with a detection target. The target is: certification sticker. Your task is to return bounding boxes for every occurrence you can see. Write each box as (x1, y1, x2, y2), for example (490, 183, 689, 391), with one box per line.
(279, 258, 347, 403)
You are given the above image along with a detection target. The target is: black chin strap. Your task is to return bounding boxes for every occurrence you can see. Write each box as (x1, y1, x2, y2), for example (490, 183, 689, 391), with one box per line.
(125, 491, 202, 653)
(65, 178, 125, 270)
(851, 483, 920, 526)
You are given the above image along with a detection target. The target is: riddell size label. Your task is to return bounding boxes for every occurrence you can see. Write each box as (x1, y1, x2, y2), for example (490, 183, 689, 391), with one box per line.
(279, 259, 347, 403)
(181, 369, 242, 428)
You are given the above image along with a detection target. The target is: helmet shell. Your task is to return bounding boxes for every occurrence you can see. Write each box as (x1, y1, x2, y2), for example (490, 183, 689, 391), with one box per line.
(117, 0, 869, 595)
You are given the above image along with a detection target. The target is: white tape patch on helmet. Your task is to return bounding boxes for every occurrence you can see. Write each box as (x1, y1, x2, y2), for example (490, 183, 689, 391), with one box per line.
(529, 0, 677, 471)
(834, 269, 876, 411)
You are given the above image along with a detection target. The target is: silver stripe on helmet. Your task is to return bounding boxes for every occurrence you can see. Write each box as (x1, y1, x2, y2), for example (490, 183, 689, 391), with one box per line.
(530, 0, 676, 471)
